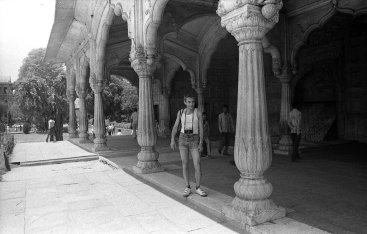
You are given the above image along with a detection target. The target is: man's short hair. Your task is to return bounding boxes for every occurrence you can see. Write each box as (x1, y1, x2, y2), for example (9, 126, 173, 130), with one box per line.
(184, 93, 196, 101)
(223, 105, 229, 109)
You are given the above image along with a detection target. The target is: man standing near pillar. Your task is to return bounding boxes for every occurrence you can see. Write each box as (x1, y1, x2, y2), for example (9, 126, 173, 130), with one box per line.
(218, 105, 234, 155)
(288, 105, 302, 162)
(170, 93, 206, 197)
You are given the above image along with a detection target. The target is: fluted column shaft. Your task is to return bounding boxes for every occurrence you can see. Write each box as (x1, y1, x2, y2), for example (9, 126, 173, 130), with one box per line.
(277, 67, 293, 152)
(279, 71, 291, 133)
(160, 89, 171, 136)
(196, 87, 204, 112)
(76, 85, 89, 143)
(90, 78, 108, 152)
(67, 90, 77, 138)
(218, 2, 285, 226)
(132, 58, 163, 174)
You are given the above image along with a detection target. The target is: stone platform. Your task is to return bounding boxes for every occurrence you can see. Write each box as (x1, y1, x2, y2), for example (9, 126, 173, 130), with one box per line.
(10, 141, 97, 166)
(1, 159, 237, 234)
(86, 135, 367, 234)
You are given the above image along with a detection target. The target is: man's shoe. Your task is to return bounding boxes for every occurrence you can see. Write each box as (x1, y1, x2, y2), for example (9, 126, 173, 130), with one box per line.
(183, 187, 191, 197)
(196, 187, 207, 197)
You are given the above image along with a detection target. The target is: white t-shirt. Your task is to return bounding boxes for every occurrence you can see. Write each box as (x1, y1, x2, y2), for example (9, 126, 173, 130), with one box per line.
(48, 119, 55, 129)
(180, 109, 199, 134)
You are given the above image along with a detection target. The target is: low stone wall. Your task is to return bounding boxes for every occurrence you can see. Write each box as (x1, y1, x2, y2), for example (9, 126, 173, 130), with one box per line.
(0, 134, 15, 181)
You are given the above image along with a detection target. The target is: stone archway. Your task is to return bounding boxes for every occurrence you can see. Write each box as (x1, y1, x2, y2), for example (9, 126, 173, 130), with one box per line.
(169, 68, 196, 127)
(294, 13, 367, 142)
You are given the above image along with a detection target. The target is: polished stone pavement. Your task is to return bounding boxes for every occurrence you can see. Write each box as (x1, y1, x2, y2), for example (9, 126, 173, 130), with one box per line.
(0, 159, 237, 234)
(97, 136, 367, 234)
(4, 134, 366, 233)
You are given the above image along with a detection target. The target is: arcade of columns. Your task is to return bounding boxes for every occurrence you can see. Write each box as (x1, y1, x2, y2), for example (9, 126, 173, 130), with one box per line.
(52, 0, 366, 227)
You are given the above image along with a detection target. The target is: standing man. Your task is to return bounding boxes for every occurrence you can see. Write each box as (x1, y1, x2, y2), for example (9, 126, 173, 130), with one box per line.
(170, 93, 207, 197)
(288, 104, 302, 162)
(46, 117, 56, 143)
(131, 108, 138, 139)
(218, 105, 234, 155)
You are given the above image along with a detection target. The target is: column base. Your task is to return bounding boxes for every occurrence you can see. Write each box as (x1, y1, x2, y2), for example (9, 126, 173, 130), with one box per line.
(93, 138, 109, 152)
(68, 131, 78, 138)
(133, 161, 164, 174)
(79, 138, 92, 144)
(93, 143, 109, 152)
(133, 149, 163, 174)
(275, 134, 292, 155)
(223, 197, 286, 227)
(78, 132, 90, 144)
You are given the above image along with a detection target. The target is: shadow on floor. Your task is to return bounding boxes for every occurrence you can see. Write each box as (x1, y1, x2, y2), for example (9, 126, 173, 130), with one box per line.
(165, 142, 367, 234)
(101, 136, 367, 233)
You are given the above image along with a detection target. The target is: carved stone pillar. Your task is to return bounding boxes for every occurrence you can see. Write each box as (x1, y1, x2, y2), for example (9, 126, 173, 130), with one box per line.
(277, 65, 292, 154)
(67, 90, 77, 138)
(75, 84, 89, 143)
(217, 1, 285, 226)
(76, 83, 90, 144)
(196, 86, 205, 112)
(160, 87, 171, 137)
(131, 57, 163, 174)
(90, 77, 108, 152)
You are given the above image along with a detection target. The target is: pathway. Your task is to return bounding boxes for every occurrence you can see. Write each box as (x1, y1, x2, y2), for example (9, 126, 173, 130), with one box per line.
(0, 142, 237, 234)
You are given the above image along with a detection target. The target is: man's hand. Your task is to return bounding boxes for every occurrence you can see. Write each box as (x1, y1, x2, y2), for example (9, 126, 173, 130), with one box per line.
(170, 140, 176, 150)
(198, 142, 203, 153)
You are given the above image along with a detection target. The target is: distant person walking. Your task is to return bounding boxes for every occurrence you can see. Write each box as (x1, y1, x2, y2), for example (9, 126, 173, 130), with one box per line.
(288, 105, 302, 162)
(131, 108, 138, 139)
(170, 93, 207, 197)
(218, 105, 234, 155)
(46, 117, 56, 143)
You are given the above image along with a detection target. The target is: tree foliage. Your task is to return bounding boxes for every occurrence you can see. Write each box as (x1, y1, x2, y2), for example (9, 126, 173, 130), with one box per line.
(13, 48, 67, 137)
(85, 75, 138, 122)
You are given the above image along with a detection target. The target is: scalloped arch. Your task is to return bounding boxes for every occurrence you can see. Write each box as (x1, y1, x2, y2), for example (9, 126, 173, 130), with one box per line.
(165, 53, 196, 89)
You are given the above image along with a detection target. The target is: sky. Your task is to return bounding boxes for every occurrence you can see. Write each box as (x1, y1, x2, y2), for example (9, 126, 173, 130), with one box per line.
(0, 0, 55, 81)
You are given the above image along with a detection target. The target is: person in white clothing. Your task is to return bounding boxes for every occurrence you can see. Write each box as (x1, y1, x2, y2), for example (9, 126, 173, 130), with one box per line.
(130, 108, 138, 139)
(170, 93, 206, 197)
(46, 117, 56, 143)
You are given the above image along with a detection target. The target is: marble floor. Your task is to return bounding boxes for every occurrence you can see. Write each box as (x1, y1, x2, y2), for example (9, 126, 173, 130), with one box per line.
(0, 159, 236, 234)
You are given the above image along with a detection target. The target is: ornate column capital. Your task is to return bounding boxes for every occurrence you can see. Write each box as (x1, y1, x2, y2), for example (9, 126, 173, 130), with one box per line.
(130, 44, 158, 77)
(67, 90, 76, 102)
(89, 74, 105, 93)
(217, 1, 282, 43)
(131, 58, 157, 78)
(75, 84, 87, 99)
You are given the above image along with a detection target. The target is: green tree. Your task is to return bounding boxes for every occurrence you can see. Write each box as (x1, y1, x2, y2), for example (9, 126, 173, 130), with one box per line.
(13, 48, 67, 140)
(84, 75, 138, 122)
